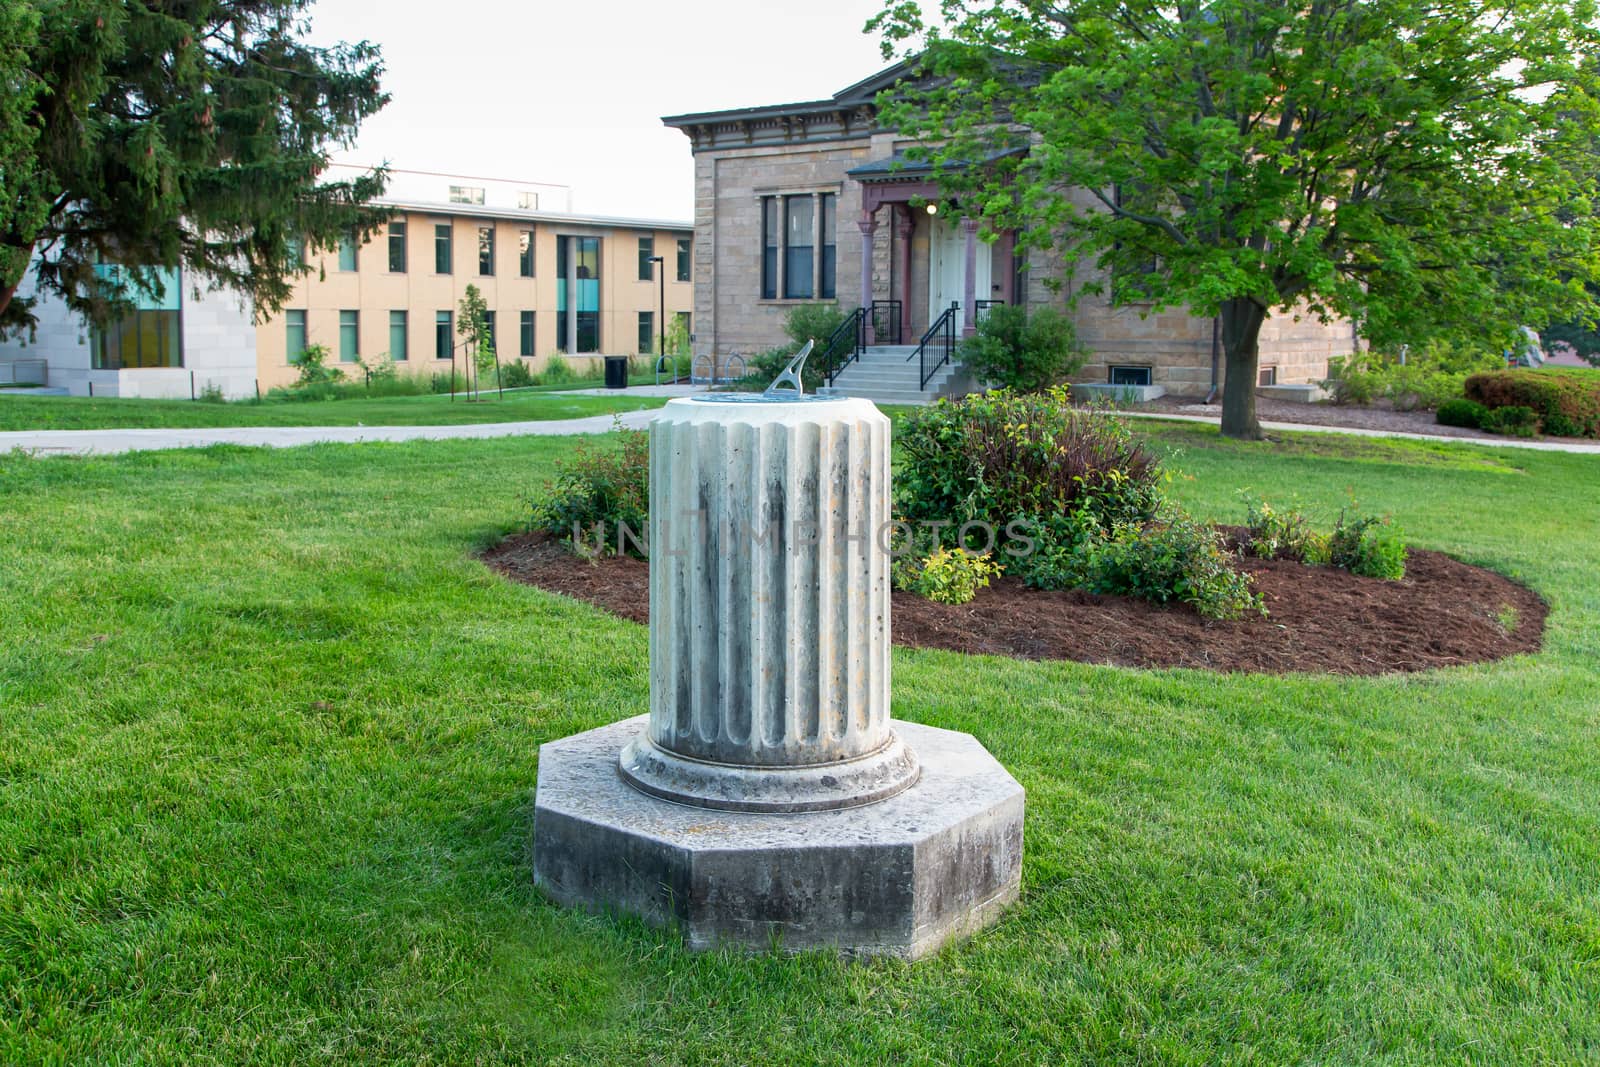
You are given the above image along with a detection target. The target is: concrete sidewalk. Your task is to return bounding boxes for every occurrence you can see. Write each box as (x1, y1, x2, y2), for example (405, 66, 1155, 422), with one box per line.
(1119, 410, 1600, 455)
(0, 407, 662, 457)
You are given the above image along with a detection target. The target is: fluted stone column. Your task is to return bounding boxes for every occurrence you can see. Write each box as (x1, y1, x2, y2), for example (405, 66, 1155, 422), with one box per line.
(618, 395, 920, 812)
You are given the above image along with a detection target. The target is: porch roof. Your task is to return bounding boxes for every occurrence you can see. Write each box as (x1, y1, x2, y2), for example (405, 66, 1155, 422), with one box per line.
(846, 147, 1027, 183)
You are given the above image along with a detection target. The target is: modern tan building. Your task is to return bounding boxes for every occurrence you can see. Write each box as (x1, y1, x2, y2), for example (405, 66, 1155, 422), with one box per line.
(663, 62, 1356, 403)
(256, 198, 694, 391)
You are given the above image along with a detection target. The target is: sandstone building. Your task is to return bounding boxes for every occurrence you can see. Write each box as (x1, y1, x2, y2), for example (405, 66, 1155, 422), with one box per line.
(663, 62, 1356, 401)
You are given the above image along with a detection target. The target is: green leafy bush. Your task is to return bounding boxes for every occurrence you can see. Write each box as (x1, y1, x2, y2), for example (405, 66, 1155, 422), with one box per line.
(1326, 342, 1502, 410)
(958, 305, 1087, 392)
(896, 388, 1163, 538)
(1464, 369, 1600, 437)
(537, 354, 580, 386)
(292, 343, 344, 388)
(1080, 511, 1264, 620)
(896, 548, 1001, 605)
(1481, 404, 1540, 437)
(530, 429, 649, 556)
(1242, 497, 1317, 561)
(500, 360, 534, 388)
(1436, 397, 1489, 429)
(1328, 510, 1407, 580)
(784, 302, 847, 352)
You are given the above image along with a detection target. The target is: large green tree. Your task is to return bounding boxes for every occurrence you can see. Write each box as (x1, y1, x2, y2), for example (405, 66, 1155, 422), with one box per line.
(871, 0, 1600, 438)
(0, 1, 388, 335)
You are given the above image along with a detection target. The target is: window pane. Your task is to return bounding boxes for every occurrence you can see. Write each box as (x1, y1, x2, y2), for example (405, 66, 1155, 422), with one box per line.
(389, 310, 408, 361)
(388, 221, 407, 273)
(338, 233, 358, 272)
(638, 311, 653, 354)
(783, 197, 814, 299)
(638, 236, 654, 281)
(820, 194, 836, 297)
(577, 312, 599, 353)
(478, 226, 495, 276)
(520, 311, 534, 357)
(286, 310, 307, 364)
(677, 238, 691, 282)
(761, 199, 777, 299)
(435, 224, 452, 274)
(339, 310, 359, 362)
(436, 311, 452, 359)
(482, 310, 496, 355)
(519, 230, 534, 277)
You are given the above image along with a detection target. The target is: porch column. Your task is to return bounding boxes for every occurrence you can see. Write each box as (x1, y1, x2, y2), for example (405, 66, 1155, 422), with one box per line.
(961, 217, 979, 337)
(858, 209, 877, 344)
(896, 207, 915, 342)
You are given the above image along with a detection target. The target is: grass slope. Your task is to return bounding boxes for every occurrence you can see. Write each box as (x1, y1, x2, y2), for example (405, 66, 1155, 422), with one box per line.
(1, 423, 1597, 1064)
(0, 388, 664, 431)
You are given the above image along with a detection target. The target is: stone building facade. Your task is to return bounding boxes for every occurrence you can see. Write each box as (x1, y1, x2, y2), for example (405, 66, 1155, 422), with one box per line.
(664, 63, 1356, 396)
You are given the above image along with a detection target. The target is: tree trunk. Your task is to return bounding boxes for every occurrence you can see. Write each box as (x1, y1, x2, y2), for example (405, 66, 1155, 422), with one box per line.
(1219, 297, 1267, 440)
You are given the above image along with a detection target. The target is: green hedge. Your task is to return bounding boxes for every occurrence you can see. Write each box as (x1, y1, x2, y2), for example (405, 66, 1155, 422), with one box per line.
(1462, 370, 1600, 438)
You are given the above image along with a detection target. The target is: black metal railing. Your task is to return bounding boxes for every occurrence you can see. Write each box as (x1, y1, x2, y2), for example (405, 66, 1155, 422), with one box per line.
(975, 299, 1004, 323)
(820, 306, 867, 387)
(909, 302, 961, 391)
(869, 300, 903, 345)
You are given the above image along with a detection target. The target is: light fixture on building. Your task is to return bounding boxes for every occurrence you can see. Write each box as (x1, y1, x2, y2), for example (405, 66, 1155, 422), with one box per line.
(926, 202, 938, 215)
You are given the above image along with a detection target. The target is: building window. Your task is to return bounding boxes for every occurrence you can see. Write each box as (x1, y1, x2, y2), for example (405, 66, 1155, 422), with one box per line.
(556, 235, 601, 353)
(339, 310, 360, 362)
(638, 236, 654, 281)
(676, 238, 691, 282)
(388, 221, 407, 273)
(761, 199, 778, 299)
(482, 310, 496, 355)
(91, 265, 183, 369)
(819, 194, 836, 299)
(337, 232, 359, 272)
(389, 310, 408, 362)
(435, 223, 452, 274)
(519, 230, 534, 277)
(286, 309, 307, 364)
(478, 226, 495, 276)
(436, 311, 453, 359)
(675, 310, 692, 339)
(783, 196, 814, 299)
(1109, 365, 1152, 387)
(517, 190, 539, 210)
(449, 185, 485, 205)
(1258, 366, 1278, 387)
(758, 195, 831, 300)
(638, 311, 654, 355)
(519, 311, 535, 357)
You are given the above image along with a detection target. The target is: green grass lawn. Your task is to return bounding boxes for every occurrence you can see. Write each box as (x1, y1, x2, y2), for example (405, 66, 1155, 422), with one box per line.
(0, 387, 665, 431)
(2, 422, 1597, 1064)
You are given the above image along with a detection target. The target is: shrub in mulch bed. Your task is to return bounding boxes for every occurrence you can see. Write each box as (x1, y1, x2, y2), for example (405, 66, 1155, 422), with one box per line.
(1463, 370, 1600, 437)
(482, 532, 1546, 677)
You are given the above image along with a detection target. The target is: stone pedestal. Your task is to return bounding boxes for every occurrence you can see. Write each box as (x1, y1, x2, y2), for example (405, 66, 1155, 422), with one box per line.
(532, 394, 1024, 958)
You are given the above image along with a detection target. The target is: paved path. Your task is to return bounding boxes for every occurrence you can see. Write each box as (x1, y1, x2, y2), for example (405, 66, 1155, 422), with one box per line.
(1119, 410, 1600, 455)
(6, 401, 1600, 458)
(0, 408, 663, 457)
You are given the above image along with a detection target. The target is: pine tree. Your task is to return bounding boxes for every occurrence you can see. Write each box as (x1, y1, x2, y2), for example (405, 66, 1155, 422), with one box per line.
(0, 1, 389, 334)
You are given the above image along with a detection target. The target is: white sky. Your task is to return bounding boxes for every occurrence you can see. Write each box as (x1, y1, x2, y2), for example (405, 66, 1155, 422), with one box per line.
(307, 0, 904, 222)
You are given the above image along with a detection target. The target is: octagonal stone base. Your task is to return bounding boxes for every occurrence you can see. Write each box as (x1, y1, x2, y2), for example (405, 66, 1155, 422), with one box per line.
(532, 716, 1024, 959)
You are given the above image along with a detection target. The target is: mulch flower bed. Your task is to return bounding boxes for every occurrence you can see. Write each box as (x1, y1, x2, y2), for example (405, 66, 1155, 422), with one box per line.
(482, 532, 1546, 676)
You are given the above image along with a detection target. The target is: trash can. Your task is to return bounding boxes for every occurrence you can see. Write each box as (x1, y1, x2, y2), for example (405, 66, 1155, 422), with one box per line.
(604, 355, 628, 390)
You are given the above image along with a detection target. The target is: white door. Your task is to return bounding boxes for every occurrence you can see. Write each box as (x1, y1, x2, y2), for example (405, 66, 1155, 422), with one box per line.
(927, 217, 991, 328)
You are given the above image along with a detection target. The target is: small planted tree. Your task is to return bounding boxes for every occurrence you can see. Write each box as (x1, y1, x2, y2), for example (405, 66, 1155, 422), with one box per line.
(457, 284, 497, 400)
(959, 305, 1086, 392)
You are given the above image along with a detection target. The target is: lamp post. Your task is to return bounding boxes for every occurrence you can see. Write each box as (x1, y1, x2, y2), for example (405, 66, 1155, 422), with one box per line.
(649, 254, 666, 383)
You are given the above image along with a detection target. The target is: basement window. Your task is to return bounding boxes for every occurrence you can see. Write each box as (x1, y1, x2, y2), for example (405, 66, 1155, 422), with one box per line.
(1108, 365, 1152, 387)
(1258, 366, 1278, 387)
